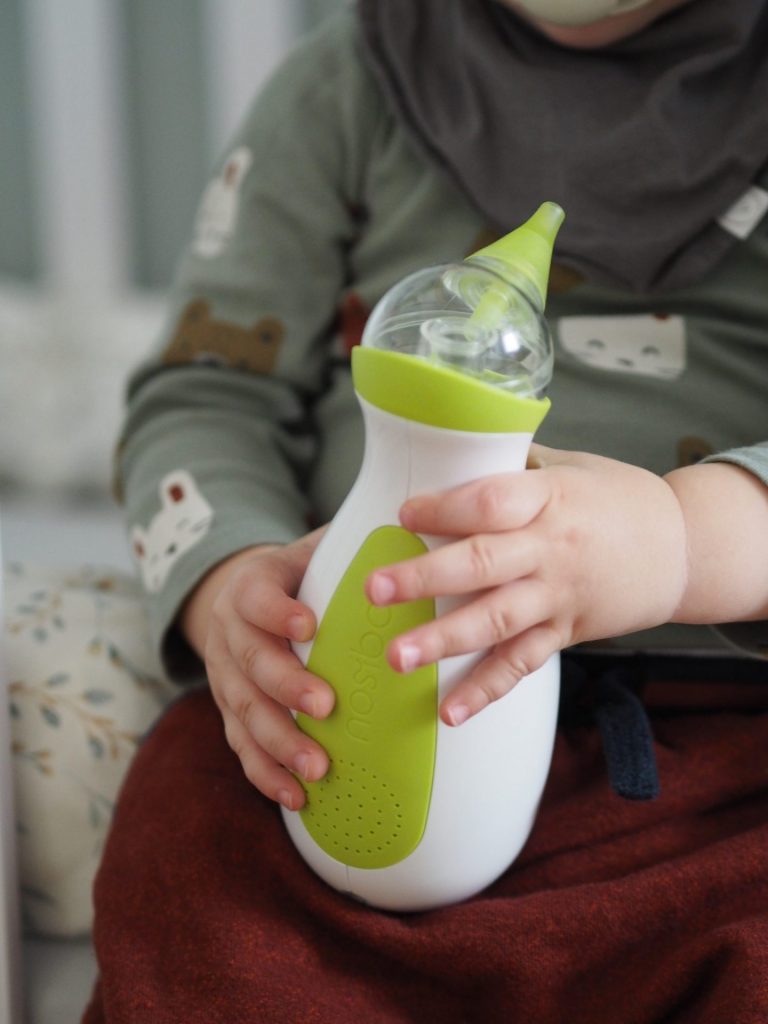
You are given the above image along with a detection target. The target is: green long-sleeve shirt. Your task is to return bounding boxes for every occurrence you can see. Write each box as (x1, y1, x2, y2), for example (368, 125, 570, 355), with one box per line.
(118, 11, 768, 672)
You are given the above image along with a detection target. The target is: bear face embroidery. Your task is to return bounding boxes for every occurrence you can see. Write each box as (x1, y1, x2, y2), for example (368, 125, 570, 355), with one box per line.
(558, 313, 686, 380)
(162, 299, 285, 375)
(678, 436, 714, 467)
(547, 263, 585, 295)
(131, 470, 213, 594)
(192, 146, 253, 258)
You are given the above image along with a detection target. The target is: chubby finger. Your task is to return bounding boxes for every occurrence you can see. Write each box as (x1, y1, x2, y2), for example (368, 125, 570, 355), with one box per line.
(440, 623, 563, 725)
(220, 705, 308, 810)
(227, 558, 316, 643)
(527, 442, 592, 471)
(224, 616, 334, 718)
(216, 661, 330, 785)
(367, 531, 539, 605)
(386, 578, 552, 673)
(526, 441, 556, 470)
(399, 469, 553, 537)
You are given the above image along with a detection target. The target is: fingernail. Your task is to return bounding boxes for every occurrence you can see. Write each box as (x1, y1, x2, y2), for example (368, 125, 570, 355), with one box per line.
(398, 643, 421, 673)
(399, 501, 419, 528)
(298, 692, 317, 717)
(294, 752, 312, 779)
(446, 704, 470, 727)
(288, 614, 312, 642)
(370, 573, 396, 604)
(278, 789, 296, 811)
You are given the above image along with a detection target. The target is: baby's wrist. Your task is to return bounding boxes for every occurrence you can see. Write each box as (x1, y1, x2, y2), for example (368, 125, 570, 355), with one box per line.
(664, 462, 768, 624)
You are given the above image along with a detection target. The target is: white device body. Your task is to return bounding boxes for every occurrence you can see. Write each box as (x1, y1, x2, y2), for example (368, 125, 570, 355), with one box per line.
(282, 397, 560, 911)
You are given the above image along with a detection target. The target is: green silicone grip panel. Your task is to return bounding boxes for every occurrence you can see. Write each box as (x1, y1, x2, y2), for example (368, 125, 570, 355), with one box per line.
(297, 526, 437, 869)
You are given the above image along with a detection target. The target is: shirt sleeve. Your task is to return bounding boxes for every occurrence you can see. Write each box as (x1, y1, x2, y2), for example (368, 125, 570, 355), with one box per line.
(703, 441, 768, 486)
(116, 13, 379, 677)
(701, 442, 768, 658)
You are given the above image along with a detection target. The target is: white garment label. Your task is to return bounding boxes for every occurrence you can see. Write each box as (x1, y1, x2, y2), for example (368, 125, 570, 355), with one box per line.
(717, 185, 768, 240)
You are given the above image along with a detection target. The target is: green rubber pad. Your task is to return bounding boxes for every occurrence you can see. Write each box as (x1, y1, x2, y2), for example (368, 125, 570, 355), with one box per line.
(297, 526, 437, 869)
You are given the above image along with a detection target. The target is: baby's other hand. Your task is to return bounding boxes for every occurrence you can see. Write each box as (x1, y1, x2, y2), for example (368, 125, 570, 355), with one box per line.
(366, 445, 688, 726)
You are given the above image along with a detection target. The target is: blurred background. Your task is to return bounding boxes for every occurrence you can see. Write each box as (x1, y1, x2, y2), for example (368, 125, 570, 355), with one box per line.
(1, 5, 346, 1020)
(0, 0, 343, 568)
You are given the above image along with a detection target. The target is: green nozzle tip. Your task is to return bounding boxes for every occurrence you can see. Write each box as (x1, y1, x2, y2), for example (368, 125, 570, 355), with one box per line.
(469, 201, 565, 306)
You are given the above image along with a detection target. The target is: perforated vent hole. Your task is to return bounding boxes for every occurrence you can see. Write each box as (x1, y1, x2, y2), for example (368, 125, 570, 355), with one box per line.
(304, 758, 404, 857)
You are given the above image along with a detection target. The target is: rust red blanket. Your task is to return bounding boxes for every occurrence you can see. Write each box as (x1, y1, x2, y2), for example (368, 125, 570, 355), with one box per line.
(83, 686, 768, 1024)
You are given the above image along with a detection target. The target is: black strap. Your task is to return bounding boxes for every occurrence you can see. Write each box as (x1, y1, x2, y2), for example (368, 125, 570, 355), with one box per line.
(559, 651, 768, 799)
(560, 656, 659, 801)
(592, 668, 660, 801)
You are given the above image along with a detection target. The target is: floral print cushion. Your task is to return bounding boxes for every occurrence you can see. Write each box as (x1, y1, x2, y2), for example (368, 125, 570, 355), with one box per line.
(4, 563, 179, 937)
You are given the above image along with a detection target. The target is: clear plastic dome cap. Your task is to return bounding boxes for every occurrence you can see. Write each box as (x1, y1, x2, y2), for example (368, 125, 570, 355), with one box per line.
(361, 203, 565, 398)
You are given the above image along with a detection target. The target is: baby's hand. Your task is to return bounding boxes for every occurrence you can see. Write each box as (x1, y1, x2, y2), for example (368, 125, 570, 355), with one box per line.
(365, 445, 688, 727)
(182, 530, 334, 810)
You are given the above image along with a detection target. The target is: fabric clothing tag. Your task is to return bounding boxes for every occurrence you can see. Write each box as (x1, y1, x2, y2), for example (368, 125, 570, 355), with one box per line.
(717, 185, 768, 240)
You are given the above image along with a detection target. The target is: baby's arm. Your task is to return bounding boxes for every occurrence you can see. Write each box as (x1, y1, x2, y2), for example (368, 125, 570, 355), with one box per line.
(365, 445, 768, 727)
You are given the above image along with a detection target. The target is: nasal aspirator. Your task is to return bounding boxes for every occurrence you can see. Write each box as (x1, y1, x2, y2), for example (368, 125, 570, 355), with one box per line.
(282, 203, 565, 911)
